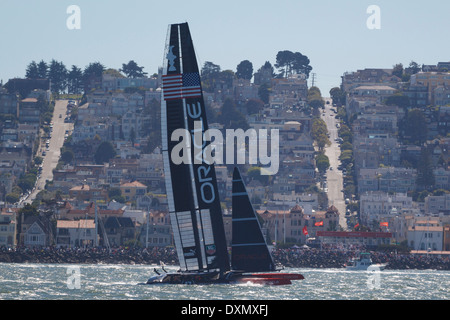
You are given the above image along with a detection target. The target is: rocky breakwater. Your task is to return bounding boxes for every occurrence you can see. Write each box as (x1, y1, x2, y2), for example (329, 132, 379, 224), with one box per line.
(273, 248, 450, 270)
(372, 252, 450, 271)
(2, 247, 450, 270)
(0, 247, 178, 265)
(272, 248, 349, 268)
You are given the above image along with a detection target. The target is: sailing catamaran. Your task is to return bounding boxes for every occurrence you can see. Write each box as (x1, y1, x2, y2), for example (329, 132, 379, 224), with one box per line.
(145, 22, 303, 285)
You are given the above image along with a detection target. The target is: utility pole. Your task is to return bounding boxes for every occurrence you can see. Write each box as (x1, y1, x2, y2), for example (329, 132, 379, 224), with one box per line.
(146, 206, 150, 248)
(94, 202, 98, 247)
(311, 73, 317, 87)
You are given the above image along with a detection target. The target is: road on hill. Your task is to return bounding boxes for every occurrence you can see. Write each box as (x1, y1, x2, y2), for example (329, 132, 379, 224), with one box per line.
(22, 100, 74, 205)
(322, 98, 347, 230)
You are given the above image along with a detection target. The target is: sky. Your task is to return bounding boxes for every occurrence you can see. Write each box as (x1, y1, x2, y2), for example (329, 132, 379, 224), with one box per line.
(0, 0, 449, 96)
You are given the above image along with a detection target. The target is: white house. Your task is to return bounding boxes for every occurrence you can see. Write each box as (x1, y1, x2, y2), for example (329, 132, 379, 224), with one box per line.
(0, 209, 16, 247)
(359, 191, 413, 225)
(24, 220, 48, 247)
(56, 219, 97, 248)
(407, 219, 444, 251)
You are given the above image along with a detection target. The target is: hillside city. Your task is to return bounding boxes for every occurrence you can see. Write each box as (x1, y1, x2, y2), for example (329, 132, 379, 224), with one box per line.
(0, 57, 449, 260)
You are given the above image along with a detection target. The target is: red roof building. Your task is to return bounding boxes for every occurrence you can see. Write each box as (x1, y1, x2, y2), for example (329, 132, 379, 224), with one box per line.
(317, 231, 392, 247)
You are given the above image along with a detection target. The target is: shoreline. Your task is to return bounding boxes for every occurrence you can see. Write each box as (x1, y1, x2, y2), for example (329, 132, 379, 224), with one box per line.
(1, 247, 450, 271)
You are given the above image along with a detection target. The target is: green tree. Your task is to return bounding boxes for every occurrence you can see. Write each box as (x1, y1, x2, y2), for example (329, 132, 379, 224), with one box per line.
(94, 141, 116, 164)
(339, 150, 353, 167)
(36, 94, 51, 114)
(83, 62, 105, 90)
(275, 50, 312, 78)
(236, 60, 253, 80)
(258, 83, 270, 104)
(108, 187, 122, 198)
(416, 147, 435, 190)
(392, 63, 404, 78)
(142, 98, 161, 153)
(329, 87, 346, 106)
(400, 109, 428, 145)
(37, 60, 48, 79)
(309, 97, 324, 109)
(120, 60, 148, 78)
(219, 98, 248, 130)
(340, 141, 353, 151)
(25, 61, 39, 79)
(244, 99, 264, 115)
(202, 61, 221, 76)
(316, 153, 330, 173)
(219, 70, 235, 88)
(385, 93, 410, 109)
(275, 50, 294, 77)
(84, 62, 105, 79)
(254, 61, 275, 85)
(61, 149, 74, 163)
(338, 124, 352, 143)
(201, 62, 234, 93)
(18, 173, 37, 192)
(19, 203, 39, 219)
(308, 86, 324, 111)
(408, 61, 421, 75)
(67, 65, 83, 94)
(311, 117, 328, 138)
(130, 127, 136, 146)
(48, 59, 68, 93)
(108, 187, 125, 203)
(292, 52, 312, 77)
(34, 156, 43, 165)
(5, 193, 20, 204)
(104, 68, 125, 78)
(311, 118, 330, 151)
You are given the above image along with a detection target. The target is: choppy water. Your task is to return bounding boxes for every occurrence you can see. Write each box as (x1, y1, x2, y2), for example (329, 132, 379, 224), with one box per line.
(0, 263, 449, 300)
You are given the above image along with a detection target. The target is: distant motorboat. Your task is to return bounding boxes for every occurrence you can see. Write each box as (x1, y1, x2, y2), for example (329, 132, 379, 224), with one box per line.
(345, 252, 387, 271)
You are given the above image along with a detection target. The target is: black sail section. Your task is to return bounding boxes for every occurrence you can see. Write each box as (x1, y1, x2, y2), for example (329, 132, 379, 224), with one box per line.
(179, 23, 230, 273)
(162, 24, 202, 271)
(231, 167, 276, 272)
(161, 23, 230, 274)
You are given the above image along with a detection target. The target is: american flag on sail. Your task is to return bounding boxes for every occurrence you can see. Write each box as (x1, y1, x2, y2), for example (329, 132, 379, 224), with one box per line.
(162, 73, 202, 100)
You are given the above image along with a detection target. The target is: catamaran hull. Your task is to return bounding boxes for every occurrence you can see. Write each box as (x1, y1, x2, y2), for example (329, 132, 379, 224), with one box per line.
(231, 273, 305, 285)
(145, 272, 304, 285)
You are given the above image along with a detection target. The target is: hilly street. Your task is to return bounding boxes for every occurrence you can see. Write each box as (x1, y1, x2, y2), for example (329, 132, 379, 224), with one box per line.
(322, 98, 347, 230)
(22, 100, 74, 205)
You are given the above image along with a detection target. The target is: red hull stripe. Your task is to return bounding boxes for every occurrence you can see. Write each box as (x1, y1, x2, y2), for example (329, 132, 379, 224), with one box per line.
(237, 278, 292, 285)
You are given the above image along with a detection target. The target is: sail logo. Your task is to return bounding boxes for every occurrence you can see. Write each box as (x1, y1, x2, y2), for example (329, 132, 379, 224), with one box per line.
(206, 245, 216, 256)
(184, 247, 197, 258)
(167, 46, 177, 71)
(171, 118, 279, 175)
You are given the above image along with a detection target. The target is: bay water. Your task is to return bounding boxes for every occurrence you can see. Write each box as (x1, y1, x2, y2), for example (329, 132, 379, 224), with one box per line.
(1, 263, 448, 300)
